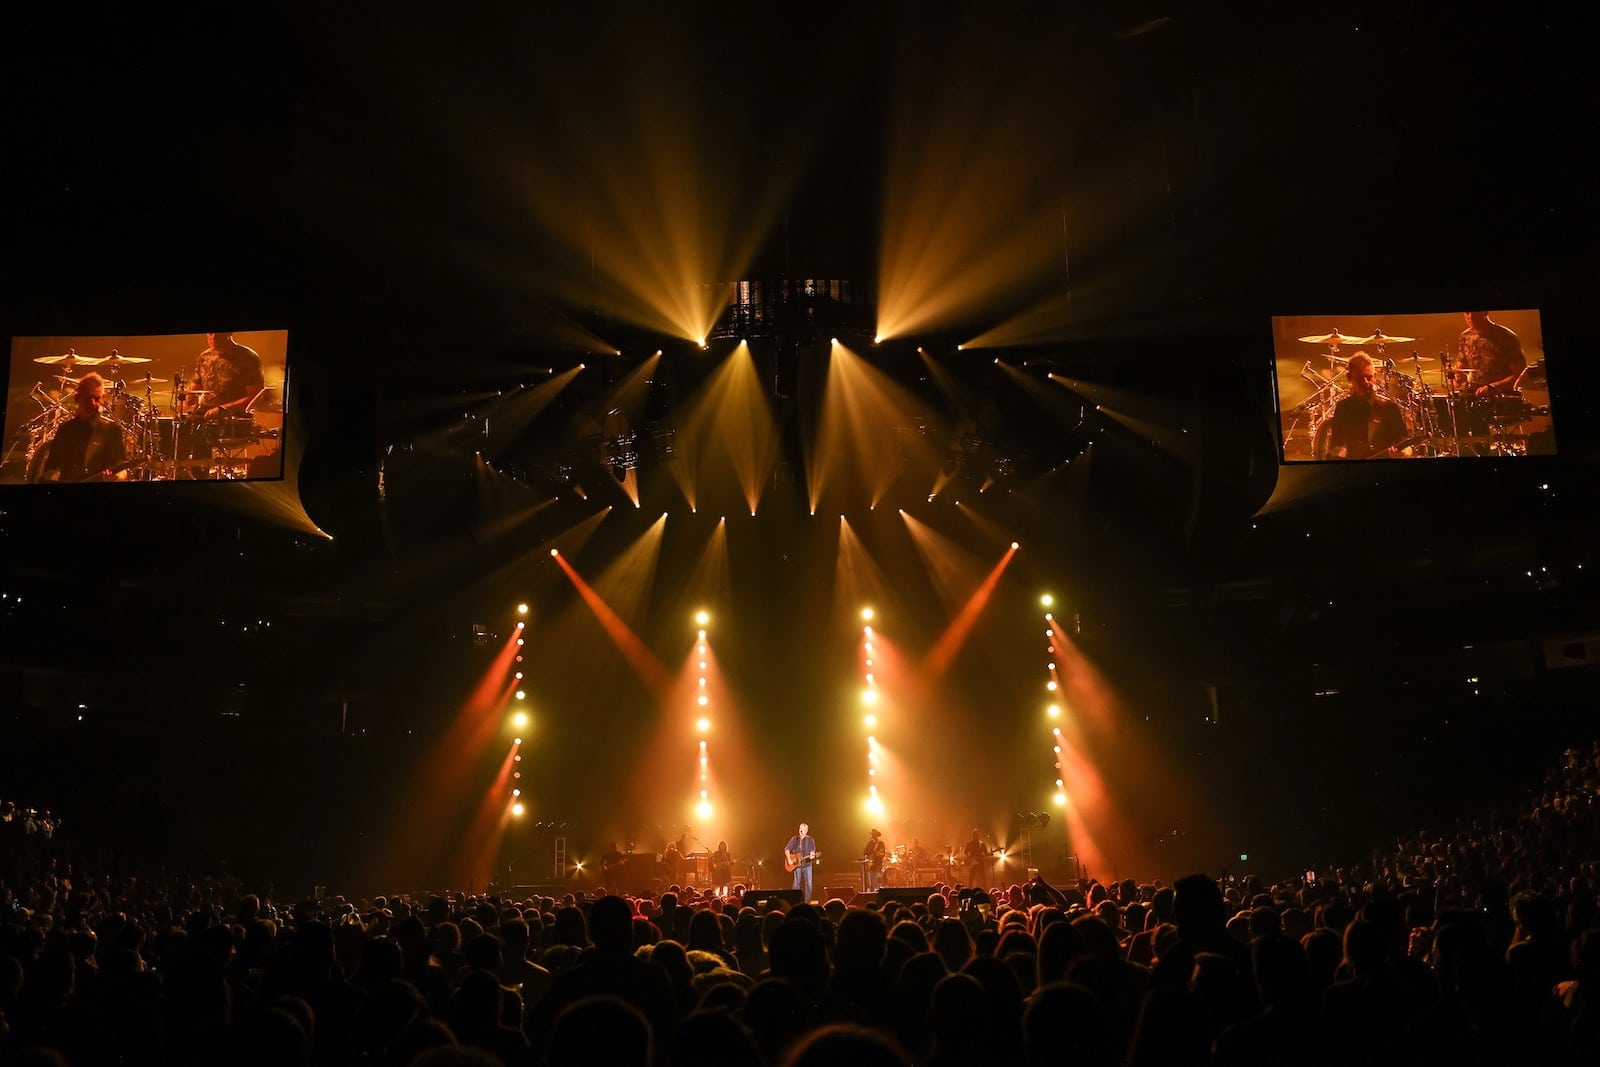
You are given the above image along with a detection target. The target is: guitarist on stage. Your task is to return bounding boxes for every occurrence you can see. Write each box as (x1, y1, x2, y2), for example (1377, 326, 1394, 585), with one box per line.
(784, 822, 819, 902)
(34, 373, 128, 483)
(862, 828, 887, 892)
(963, 827, 994, 890)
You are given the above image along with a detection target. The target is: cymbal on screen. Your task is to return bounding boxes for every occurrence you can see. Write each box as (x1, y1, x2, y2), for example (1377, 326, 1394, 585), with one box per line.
(1297, 331, 1366, 345)
(1350, 331, 1418, 345)
(34, 353, 105, 365)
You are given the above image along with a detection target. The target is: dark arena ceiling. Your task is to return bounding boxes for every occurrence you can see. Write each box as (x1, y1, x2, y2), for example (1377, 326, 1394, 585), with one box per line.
(1, 3, 1597, 889)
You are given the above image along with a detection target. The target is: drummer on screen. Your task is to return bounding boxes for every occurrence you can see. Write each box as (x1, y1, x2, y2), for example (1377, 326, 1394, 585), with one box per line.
(1455, 311, 1527, 398)
(184, 331, 264, 421)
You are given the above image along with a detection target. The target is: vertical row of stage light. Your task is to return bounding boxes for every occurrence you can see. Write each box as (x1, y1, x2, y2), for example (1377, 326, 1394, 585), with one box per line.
(1041, 595, 1068, 809)
(860, 608, 885, 816)
(511, 605, 530, 818)
(693, 611, 713, 821)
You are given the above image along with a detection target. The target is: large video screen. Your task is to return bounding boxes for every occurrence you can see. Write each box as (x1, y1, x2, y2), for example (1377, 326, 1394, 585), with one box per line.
(1271, 310, 1552, 462)
(2, 331, 288, 484)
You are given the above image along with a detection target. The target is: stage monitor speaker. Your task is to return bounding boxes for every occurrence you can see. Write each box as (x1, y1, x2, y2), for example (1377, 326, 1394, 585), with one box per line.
(820, 886, 857, 905)
(741, 888, 803, 909)
(875, 886, 939, 906)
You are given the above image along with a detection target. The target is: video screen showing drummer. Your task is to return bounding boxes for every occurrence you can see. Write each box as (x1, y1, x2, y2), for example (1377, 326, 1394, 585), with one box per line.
(1, 330, 289, 485)
(1270, 309, 1553, 462)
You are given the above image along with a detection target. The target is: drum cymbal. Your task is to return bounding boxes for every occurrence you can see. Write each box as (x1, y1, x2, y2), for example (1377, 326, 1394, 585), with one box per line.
(34, 352, 105, 365)
(1298, 331, 1366, 345)
(122, 375, 169, 386)
(1350, 331, 1418, 345)
(102, 351, 152, 364)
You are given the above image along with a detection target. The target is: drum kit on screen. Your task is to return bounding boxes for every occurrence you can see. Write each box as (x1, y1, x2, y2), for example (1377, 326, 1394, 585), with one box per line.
(1283, 330, 1551, 460)
(12, 349, 282, 482)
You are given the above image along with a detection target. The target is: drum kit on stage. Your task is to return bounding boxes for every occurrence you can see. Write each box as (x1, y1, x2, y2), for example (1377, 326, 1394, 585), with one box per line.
(880, 844, 955, 887)
(9, 349, 282, 482)
(1283, 330, 1551, 460)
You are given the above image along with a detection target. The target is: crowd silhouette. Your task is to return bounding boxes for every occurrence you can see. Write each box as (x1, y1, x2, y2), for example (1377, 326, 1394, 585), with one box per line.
(2, 744, 1600, 1065)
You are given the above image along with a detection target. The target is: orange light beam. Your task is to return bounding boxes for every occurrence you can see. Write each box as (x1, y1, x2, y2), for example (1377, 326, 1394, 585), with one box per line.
(421, 674, 519, 815)
(1048, 618, 1116, 732)
(453, 745, 519, 885)
(465, 629, 524, 718)
(552, 552, 672, 697)
(921, 543, 1018, 678)
(404, 666, 519, 887)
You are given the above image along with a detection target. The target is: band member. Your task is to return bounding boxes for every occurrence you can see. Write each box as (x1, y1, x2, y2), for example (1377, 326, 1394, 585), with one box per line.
(599, 841, 624, 887)
(663, 839, 685, 886)
(187, 331, 265, 421)
(1323, 352, 1408, 459)
(711, 840, 732, 896)
(784, 822, 818, 901)
(862, 828, 887, 892)
(34, 373, 128, 483)
(1456, 311, 1527, 398)
(963, 828, 992, 889)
